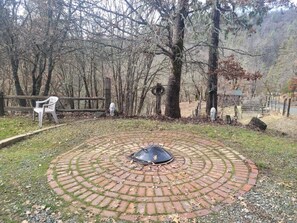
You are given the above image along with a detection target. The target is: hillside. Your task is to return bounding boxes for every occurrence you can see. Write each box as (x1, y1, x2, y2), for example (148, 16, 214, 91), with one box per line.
(223, 9, 297, 93)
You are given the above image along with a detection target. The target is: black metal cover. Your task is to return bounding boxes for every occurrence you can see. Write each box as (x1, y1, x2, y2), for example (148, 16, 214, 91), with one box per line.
(131, 145, 174, 164)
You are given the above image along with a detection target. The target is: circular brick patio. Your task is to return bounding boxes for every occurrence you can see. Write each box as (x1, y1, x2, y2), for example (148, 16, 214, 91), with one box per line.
(47, 131, 258, 222)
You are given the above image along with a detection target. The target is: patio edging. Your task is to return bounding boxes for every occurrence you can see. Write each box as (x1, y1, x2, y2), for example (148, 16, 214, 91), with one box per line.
(0, 124, 67, 149)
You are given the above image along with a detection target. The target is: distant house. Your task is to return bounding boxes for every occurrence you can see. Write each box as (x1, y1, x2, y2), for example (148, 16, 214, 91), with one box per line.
(218, 89, 243, 107)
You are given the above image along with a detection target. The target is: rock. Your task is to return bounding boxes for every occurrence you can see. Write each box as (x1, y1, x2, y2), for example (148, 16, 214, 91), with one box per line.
(94, 112, 106, 118)
(247, 117, 267, 131)
(225, 115, 232, 124)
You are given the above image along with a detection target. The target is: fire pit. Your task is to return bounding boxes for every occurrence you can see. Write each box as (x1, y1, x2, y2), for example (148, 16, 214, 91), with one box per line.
(130, 145, 174, 164)
(48, 131, 258, 222)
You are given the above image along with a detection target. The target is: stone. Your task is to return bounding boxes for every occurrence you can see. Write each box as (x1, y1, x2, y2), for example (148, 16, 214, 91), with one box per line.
(109, 103, 115, 116)
(94, 111, 106, 118)
(225, 115, 232, 124)
(248, 117, 267, 131)
(210, 107, 216, 121)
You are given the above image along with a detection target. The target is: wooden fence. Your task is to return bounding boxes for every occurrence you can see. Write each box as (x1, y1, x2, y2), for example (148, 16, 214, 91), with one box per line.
(0, 77, 111, 116)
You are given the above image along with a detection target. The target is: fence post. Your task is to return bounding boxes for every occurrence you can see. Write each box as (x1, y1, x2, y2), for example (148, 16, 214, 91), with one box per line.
(277, 95, 280, 113)
(282, 98, 287, 116)
(0, 92, 4, 116)
(104, 77, 111, 113)
(267, 95, 271, 108)
(287, 98, 291, 117)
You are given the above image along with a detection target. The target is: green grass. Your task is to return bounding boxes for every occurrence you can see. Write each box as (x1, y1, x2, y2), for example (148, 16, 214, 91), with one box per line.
(0, 118, 296, 222)
(0, 115, 58, 140)
(0, 116, 39, 140)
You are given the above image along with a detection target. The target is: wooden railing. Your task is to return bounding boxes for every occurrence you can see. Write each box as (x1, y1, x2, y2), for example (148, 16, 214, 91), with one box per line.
(1, 95, 105, 112)
(0, 78, 111, 116)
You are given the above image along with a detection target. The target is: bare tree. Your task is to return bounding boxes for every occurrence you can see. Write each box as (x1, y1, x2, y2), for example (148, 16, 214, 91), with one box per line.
(1, 0, 294, 115)
(0, 0, 81, 107)
(79, 0, 193, 118)
(0, 0, 27, 106)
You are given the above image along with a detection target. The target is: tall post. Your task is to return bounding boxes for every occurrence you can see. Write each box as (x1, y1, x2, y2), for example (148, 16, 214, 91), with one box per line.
(104, 77, 111, 113)
(0, 92, 4, 116)
(274, 96, 277, 111)
(265, 95, 268, 107)
(277, 94, 281, 113)
(151, 83, 165, 115)
(287, 98, 291, 117)
(282, 98, 287, 116)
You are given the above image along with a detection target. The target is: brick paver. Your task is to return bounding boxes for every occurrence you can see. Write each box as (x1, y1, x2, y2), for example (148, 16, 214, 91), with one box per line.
(48, 131, 258, 222)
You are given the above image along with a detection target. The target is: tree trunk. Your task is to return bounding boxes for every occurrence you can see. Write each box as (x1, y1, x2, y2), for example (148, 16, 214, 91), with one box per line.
(206, 0, 220, 115)
(125, 58, 134, 116)
(136, 55, 156, 115)
(165, 61, 182, 118)
(137, 76, 155, 115)
(43, 49, 54, 96)
(165, 0, 188, 119)
(31, 53, 46, 106)
(112, 57, 124, 114)
(82, 75, 92, 108)
(11, 55, 26, 107)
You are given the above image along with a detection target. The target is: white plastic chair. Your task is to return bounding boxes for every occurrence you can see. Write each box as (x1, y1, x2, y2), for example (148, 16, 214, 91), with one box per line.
(33, 96, 59, 127)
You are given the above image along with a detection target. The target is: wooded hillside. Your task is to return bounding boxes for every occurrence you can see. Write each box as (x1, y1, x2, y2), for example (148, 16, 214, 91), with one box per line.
(223, 9, 297, 94)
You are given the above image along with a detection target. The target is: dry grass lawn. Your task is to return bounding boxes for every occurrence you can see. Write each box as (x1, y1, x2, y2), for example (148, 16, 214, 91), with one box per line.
(180, 101, 297, 138)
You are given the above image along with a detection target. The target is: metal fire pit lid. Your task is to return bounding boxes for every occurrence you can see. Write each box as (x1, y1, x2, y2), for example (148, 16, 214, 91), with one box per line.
(131, 145, 174, 164)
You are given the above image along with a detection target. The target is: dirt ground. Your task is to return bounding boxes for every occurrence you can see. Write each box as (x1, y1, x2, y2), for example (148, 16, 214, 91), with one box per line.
(180, 101, 297, 139)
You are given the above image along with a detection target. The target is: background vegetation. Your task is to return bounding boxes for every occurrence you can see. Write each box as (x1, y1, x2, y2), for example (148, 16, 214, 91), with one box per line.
(1, 1, 296, 117)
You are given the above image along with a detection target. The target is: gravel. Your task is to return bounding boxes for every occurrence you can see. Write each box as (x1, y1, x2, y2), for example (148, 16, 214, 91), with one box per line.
(21, 176, 296, 223)
(198, 176, 297, 223)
